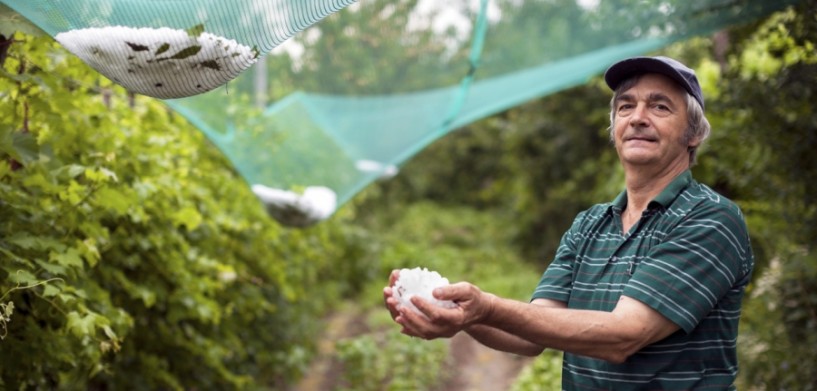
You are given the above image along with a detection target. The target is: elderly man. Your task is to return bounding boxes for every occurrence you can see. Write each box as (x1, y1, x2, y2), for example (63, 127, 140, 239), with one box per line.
(384, 56, 753, 390)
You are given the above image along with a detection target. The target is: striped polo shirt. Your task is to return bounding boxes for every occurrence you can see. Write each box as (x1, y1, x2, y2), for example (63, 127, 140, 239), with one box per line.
(532, 170, 753, 390)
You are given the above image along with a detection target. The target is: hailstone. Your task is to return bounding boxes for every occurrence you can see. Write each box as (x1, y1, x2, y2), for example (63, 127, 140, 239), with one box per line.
(393, 267, 457, 315)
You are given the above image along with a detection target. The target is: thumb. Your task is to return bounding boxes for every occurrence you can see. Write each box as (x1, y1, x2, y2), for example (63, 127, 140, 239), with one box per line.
(433, 282, 470, 301)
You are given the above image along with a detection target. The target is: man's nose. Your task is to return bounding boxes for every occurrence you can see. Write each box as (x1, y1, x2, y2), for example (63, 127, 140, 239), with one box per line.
(629, 103, 649, 127)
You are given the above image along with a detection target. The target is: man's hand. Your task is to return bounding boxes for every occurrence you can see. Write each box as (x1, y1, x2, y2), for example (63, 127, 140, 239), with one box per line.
(395, 282, 496, 340)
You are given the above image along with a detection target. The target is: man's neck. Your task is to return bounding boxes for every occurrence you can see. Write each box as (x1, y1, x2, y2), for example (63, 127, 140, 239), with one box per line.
(624, 162, 688, 213)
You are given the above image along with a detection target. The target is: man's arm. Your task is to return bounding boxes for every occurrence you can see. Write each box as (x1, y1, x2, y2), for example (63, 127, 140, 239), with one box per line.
(397, 283, 679, 363)
(463, 298, 566, 357)
(483, 294, 679, 363)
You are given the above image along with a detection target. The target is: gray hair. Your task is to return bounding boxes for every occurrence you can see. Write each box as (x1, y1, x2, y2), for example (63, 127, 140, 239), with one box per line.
(607, 75, 711, 166)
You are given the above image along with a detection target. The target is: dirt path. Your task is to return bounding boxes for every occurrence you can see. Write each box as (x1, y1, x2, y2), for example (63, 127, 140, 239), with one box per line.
(292, 310, 533, 391)
(291, 309, 363, 391)
(439, 332, 534, 391)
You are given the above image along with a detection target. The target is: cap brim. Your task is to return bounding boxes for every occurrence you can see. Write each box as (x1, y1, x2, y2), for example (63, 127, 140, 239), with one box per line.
(604, 56, 704, 109)
(605, 57, 684, 91)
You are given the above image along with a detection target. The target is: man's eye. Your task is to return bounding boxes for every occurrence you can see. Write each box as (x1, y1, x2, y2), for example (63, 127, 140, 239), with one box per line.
(654, 104, 669, 111)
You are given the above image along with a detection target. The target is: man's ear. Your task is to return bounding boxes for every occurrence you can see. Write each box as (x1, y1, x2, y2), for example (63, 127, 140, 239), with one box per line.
(687, 135, 702, 150)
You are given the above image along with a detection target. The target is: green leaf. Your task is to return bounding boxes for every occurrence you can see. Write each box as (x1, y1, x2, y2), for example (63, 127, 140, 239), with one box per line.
(34, 258, 67, 276)
(125, 42, 149, 52)
(102, 325, 117, 340)
(155, 43, 170, 55)
(51, 164, 88, 180)
(200, 60, 221, 71)
(49, 248, 84, 269)
(7, 234, 66, 252)
(58, 180, 87, 205)
(7, 269, 37, 285)
(79, 239, 101, 268)
(22, 172, 61, 194)
(0, 124, 14, 157)
(1, 301, 14, 318)
(134, 286, 157, 307)
(66, 311, 96, 338)
(92, 187, 132, 215)
(0, 159, 10, 178)
(0, 248, 23, 267)
(172, 206, 203, 230)
(169, 45, 202, 60)
(11, 131, 38, 164)
(185, 23, 205, 37)
(84, 167, 118, 183)
(42, 284, 60, 298)
(56, 292, 76, 304)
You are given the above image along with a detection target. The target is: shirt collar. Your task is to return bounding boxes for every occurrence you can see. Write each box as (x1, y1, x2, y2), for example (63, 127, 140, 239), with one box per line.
(652, 170, 692, 207)
(610, 170, 692, 212)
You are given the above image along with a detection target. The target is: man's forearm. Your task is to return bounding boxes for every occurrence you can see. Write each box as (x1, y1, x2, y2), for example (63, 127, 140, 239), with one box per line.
(465, 324, 545, 357)
(480, 295, 679, 363)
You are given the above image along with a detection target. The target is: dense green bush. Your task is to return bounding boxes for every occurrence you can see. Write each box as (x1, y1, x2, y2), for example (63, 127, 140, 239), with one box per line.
(335, 330, 449, 391)
(0, 33, 374, 390)
(738, 250, 817, 390)
(510, 350, 562, 391)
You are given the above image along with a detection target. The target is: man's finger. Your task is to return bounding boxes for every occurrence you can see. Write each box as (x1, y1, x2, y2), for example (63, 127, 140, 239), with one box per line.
(384, 296, 400, 319)
(388, 269, 400, 286)
(410, 295, 445, 321)
(396, 309, 426, 337)
(433, 282, 470, 301)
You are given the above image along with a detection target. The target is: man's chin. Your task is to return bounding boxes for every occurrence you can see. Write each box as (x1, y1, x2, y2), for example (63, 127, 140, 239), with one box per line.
(620, 149, 658, 165)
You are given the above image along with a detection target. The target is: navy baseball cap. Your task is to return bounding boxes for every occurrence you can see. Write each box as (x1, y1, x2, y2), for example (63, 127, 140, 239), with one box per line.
(604, 56, 704, 109)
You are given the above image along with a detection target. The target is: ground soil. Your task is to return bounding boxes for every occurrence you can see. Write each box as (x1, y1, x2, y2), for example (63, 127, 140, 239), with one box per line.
(291, 309, 534, 391)
(435, 332, 534, 391)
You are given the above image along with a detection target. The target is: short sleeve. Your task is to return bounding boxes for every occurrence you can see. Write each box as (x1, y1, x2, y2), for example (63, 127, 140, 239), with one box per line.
(531, 212, 586, 303)
(622, 201, 753, 333)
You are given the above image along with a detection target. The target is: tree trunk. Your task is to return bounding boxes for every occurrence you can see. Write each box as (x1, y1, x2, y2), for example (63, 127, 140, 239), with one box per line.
(0, 34, 12, 68)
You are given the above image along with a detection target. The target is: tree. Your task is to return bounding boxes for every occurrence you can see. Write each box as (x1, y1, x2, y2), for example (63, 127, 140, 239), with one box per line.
(706, 1, 817, 388)
(0, 32, 374, 390)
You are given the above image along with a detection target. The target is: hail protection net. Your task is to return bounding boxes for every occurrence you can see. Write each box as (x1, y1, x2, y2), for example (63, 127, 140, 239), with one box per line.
(1, 0, 800, 226)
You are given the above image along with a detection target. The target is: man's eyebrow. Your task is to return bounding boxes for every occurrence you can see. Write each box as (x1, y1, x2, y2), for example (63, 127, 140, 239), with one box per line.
(614, 93, 635, 104)
(647, 92, 676, 105)
(615, 92, 679, 106)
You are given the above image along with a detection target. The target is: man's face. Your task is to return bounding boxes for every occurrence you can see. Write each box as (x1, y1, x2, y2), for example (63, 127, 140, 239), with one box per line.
(612, 73, 696, 171)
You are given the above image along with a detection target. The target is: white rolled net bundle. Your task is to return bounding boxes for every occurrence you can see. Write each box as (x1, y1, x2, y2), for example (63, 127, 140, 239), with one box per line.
(393, 267, 457, 315)
(251, 184, 337, 227)
(55, 25, 259, 99)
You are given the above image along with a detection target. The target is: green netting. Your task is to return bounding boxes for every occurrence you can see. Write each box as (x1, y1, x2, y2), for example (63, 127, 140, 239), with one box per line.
(2, 0, 355, 98)
(1, 0, 800, 226)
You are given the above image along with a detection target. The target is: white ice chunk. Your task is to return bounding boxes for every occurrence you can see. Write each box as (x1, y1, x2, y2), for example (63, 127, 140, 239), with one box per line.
(393, 267, 457, 315)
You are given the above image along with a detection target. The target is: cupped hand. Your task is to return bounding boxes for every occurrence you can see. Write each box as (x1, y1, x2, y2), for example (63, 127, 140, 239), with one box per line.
(396, 281, 495, 340)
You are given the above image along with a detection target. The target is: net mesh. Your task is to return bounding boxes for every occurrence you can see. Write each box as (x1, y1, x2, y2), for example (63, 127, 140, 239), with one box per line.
(1, 0, 798, 226)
